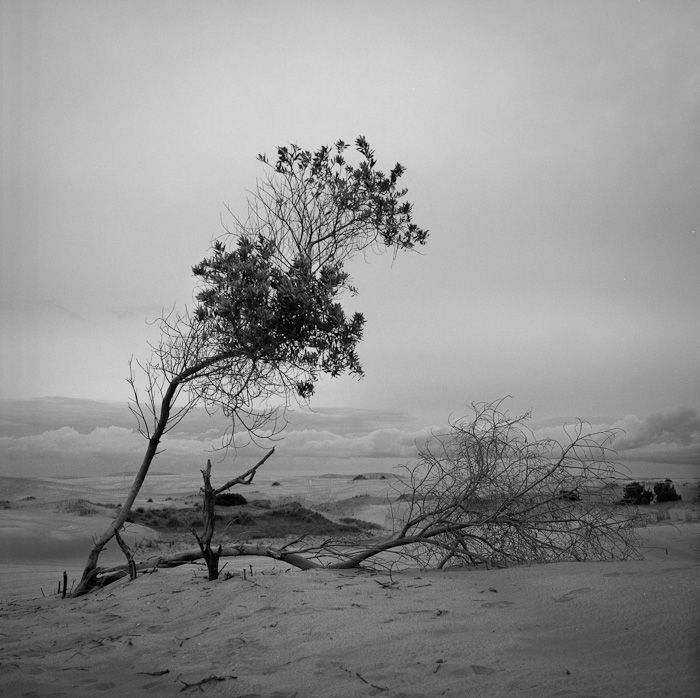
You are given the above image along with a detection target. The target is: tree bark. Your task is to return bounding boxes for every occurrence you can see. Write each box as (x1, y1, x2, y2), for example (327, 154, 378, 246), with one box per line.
(73, 352, 237, 596)
(73, 375, 182, 595)
(193, 459, 221, 581)
(192, 448, 276, 581)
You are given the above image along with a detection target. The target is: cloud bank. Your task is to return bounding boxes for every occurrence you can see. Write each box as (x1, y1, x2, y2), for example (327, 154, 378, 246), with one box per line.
(612, 407, 700, 451)
(1, 399, 697, 479)
(0, 398, 436, 478)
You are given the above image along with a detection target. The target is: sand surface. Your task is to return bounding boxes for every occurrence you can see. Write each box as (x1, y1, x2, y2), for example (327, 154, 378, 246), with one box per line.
(1, 474, 699, 697)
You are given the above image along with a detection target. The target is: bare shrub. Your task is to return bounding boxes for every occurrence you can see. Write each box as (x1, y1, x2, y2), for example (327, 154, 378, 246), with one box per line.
(387, 400, 642, 568)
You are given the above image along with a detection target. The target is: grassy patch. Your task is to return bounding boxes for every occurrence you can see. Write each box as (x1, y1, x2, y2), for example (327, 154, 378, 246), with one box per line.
(57, 499, 98, 516)
(126, 501, 381, 539)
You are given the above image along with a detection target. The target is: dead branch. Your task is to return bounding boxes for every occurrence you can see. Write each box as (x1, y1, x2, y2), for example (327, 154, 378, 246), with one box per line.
(212, 446, 276, 495)
(191, 448, 276, 581)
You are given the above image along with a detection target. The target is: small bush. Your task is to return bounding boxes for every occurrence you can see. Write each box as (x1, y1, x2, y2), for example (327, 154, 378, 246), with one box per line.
(653, 480, 681, 503)
(619, 482, 653, 505)
(214, 492, 247, 506)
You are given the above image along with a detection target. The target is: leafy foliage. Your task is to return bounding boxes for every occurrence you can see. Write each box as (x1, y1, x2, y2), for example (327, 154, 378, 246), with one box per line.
(189, 136, 428, 402)
(191, 236, 364, 399)
(258, 137, 428, 252)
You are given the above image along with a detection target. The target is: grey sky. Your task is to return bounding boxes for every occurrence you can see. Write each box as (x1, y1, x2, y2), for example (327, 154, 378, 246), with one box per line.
(2, 0, 699, 433)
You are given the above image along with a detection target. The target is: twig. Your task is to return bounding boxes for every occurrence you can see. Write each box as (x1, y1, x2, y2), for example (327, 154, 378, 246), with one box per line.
(354, 671, 387, 691)
(341, 665, 387, 692)
(374, 579, 399, 589)
(178, 674, 237, 692)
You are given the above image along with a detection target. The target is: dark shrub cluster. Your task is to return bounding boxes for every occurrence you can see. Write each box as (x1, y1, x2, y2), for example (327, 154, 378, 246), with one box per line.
(619, 482, 654, 505)
(653, 480, 682, 503)
(214, 492, 248, 506)
(618, 480, 681, 505)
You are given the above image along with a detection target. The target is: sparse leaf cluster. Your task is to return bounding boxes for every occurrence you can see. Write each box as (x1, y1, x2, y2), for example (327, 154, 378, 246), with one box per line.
(257, 136, 427, 255)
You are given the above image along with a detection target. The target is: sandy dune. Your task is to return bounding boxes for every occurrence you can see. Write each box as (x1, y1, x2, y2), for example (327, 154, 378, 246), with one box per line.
(1, 475, 698, 697)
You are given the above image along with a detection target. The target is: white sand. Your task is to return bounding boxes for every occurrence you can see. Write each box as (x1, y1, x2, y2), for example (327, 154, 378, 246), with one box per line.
(1, 475, 698, 697)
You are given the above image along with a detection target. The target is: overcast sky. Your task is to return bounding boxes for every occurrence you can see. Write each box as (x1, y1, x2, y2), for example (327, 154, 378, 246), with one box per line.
(1, 1, 699, 477)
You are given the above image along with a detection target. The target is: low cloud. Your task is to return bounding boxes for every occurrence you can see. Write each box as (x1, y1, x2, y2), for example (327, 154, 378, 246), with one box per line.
(278, 425, 436, 460)
(0, 399, 440, 478)
(2, 398, 697, 479)
(612, 407, 700, 451)
(0, 424, 229, 477)
(0, 426, 143, 476)
(533, 407, 700, 468)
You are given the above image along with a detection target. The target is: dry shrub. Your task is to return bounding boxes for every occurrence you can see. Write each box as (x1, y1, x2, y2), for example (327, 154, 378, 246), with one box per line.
(391, 400, 642, 568)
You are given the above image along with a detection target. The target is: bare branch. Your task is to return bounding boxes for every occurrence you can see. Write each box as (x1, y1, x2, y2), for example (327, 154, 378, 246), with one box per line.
(212, 447, 276, 496)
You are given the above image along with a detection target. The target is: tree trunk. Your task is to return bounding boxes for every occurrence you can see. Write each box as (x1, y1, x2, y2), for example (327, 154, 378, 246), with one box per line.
(193, 459, 221, 581)
(73, 377, 181, 595)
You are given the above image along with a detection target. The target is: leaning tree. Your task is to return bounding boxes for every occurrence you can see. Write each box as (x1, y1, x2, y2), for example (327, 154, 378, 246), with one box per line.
(73, 136, 428, 595)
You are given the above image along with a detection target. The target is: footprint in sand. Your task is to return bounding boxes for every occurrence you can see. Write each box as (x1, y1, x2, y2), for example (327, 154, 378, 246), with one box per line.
(471, 664, 497, 675)
(553, 587, 591, 603)
(78, 679, 117, 690)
